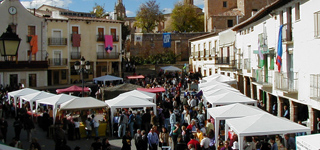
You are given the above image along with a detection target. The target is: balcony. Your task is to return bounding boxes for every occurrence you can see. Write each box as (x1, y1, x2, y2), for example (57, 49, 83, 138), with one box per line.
(48, 38, 67, 46)
(244, 58, 251, 73)
(113, 35, 119, 42)
(282, 23, 292, 42)
(215, 57, 229, 64)
(70, 52, 81, 59)
(97, 34, 104, 41)
(200, 51, 204, 58)
(205, 50, 210, 57)
(0, 61, 48, 70)
(275, 72, 298, 93)
(97, 52, 120, 59)
(48, 58, 68, 67)
(310, 74, 320, 101)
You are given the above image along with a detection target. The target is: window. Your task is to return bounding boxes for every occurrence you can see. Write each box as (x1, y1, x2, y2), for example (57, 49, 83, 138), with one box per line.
(9, 74, 18, 86)
(295, 2, 300, 20)
(223, 1, 227, 8)
(28, 26, 36, 35)
(227, 20, 233, 27)
(279, 11, 283, 25)
(61, 70, 67, 80)
(111, 28, 118, 42)
(315, 12, 320, 37)
(28, 74, 37, 87)
(98, 28, 104, 40)
(72, 26, 79, 34)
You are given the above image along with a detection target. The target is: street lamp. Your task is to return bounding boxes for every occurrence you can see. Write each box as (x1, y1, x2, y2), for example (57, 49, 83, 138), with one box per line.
(74, 56, 91, 97)
(0, 25, 21, 60)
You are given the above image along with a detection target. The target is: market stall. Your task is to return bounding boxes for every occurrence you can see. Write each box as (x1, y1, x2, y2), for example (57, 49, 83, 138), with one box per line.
(137, 87, 165, 93)
(105, 95, 156, 136)
(205, 92, 257, 107)
(225, 113, 311, 150)
(8, 88, 39, 116)
(60, 97, 108, 138)
(296, 134, 320, 150)
(93, 75, 123, 86)
(19, 91, 56, 117)
(160, 66, 182, 73)
(36, 94, 77, 124)
(118, 90, 156, 103)
(207, 103, 267, 148)
(127, 75, 145, 79)
(56, 85, 90, 94)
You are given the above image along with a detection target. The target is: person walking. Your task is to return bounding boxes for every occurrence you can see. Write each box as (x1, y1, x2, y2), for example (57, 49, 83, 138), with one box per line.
(0, 117, 8, 143)
(122, 131, 132, 150)
(141, 130, 148, 150)
(85, 117, 93, 140)
(159, 127, 169, 150)
(24, 116, 34, 142)
(118, 111, 128, 138)
(147, 128, 159, 150)
(134, 129, 142, 150)
(92, 115, 100, 138)
(74, 118, 81, 140)
(13, 117, 23, 141)
(128, 111, 135, 137)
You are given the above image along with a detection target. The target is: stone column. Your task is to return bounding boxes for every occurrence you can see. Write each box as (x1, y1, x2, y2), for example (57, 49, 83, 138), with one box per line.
(289, 100, 297, 122)
(308, 106, 315, 132)
(277, 97, 283, 117)
(249, 77, 254, 99)
(266, 93, 271, 113)
(243, 77, 248, 97)
(118, 61, 122, 77)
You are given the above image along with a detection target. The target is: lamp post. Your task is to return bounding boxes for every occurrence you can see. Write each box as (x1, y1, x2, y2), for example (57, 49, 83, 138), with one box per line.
(0, 25, 21, 60)
(74, 56, 91, 97)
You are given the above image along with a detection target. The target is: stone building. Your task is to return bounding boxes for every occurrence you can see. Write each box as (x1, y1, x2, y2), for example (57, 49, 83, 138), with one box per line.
(204, 0, 277, 32)
(114, 0, 126, 20)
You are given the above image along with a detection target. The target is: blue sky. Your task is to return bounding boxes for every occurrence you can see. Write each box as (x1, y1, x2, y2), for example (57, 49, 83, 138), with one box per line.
(20, 0, 204, 17)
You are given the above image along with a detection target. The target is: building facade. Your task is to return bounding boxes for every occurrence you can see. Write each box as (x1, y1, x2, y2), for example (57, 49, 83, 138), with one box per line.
(0, 0, 48, 88)
(190, 0, 320, 132)
(34, 5, 123, 85)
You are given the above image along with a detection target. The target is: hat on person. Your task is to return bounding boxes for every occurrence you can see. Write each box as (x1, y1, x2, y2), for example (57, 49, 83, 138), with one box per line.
(231, 141, 239, 150)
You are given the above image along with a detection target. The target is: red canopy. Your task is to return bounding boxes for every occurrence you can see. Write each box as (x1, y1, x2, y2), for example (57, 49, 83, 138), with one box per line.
(137, 87, 165, 93)
(127, 75, 145, 79)
(56, 85, 90, 94)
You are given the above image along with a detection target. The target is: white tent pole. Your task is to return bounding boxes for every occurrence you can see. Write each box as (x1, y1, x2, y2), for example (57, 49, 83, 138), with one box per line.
(239, 135, 243, 150)
(225, 123, 229, 142)
(111, 108, 114, 137)
(215, 118, 219, 149)
(14, 96, 17, 117)
(53, 105, 57, 124)
(20, 98, 23, 108)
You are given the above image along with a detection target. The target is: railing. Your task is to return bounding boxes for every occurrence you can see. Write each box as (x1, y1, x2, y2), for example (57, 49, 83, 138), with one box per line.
(205, 50, 210, 57)
(97, 52, 120, 59)
(244, 58, 251, 72)
(310, 74, 320, 101)
(215, 57, 229, 64)
(200, 51, 204, 58)
(253, 69, 264, 83)
(97, 34, 104, 41)
(70, 52, 81, 59)
(113, 35, 119, 42)
(0, 61, 48, 69)
(275, 72, 298, 92)
(48, 38, 67, 46)
(282, 23, 292, 42)
(48, 58, 68, 66)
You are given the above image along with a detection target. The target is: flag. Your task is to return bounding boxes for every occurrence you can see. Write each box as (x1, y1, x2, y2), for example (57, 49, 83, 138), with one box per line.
(163, 33, 171, 48)
(258, 34, 264, 60)
(30, 35, 38, 54)
(276, 25, 284, 72)
(104, 35, 113, 53)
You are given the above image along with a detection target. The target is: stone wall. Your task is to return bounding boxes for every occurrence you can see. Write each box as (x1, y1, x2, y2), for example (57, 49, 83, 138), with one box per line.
(129, 32, 208, 61)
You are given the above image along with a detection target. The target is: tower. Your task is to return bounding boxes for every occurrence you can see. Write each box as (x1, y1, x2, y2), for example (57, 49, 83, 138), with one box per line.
(184, 0, 194, 5)
(115, 0, 126, 20)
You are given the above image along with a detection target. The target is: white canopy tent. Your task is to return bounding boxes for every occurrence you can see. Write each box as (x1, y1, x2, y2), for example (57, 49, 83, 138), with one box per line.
(207, 103, 267, 148)
(201, 74, 222, 83)
(118, 90, 156, 103)
(206, 92, 257, 107)
(203, 88, 240, 100)
(296, 134, 320, 150)
(60, 97, 108, 110)
(203, 74, 237, 85)
(20, 91, 56, 117)
(93, 75, 123, 86)
(36, 94, 77, 124)
(160, 66, 182, 73)
(8, 88, 40, 116)
(105, 95, 156, 136)
(199, 81, 231, 90)
(225, 114, 311, 150)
